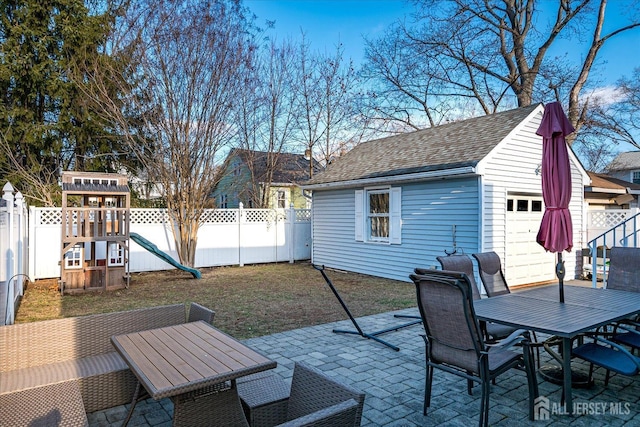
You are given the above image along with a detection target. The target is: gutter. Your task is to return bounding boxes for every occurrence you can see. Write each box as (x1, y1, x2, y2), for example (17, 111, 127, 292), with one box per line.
(301, 166, 478, 190)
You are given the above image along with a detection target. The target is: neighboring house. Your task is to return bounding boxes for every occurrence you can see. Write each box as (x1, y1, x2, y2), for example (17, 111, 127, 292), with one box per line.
(213, 149, 320, 209)
(302, 104, 589, 287)
(127, 171, 165, 206)
(584, 171, 640, 210)
(607, 151, 640, 184)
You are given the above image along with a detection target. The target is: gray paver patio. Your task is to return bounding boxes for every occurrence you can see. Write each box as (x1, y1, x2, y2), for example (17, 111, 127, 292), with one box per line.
(87, 305, 640, 426)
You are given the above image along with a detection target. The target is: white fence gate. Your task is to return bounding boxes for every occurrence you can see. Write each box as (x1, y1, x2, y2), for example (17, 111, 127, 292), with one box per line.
(29, 205, 312, 280)
(1, 182, 29, 325)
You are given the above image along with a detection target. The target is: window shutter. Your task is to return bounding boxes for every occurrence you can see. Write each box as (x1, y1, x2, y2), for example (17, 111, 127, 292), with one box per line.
(355, 190, 364, 241)
(390, 187, 402, 244)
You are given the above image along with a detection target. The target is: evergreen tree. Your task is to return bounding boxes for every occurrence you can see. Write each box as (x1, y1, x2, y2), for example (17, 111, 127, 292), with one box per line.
(0, 0, 126, 205)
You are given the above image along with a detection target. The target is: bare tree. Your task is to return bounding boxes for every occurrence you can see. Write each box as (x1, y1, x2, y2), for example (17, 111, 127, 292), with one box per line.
(234, 38, 298, 208)
(0, 132, 59, 206)
(363, 0, 640, 141)
(581, 68, 640, 150)
(296, 36, 361, 172)
(81, 0, 256, 266)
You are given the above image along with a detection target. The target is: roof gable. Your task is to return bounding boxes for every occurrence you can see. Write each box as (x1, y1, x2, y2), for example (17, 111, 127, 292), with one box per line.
(305, 104, 541, 187)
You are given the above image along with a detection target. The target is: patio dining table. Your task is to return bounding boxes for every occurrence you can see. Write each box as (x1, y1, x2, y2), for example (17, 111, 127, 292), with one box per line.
(111, 321, 276, 426)
(473, 284, 640, 414)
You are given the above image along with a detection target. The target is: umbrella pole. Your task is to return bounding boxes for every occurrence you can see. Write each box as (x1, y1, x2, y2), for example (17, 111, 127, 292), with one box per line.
(557, 252, 565, 303)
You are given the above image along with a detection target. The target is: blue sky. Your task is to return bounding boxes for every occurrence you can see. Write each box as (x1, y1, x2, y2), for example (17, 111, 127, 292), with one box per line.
(245, 0, 411, 64)
(244, 0, 640, 86)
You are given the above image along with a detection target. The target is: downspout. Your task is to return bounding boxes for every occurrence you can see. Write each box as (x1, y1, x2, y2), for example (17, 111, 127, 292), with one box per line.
(477, 175, 485, 254)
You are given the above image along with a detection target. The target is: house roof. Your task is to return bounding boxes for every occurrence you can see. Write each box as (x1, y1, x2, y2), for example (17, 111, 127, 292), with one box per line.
(304, 104, 541, 188)
(229, 149, 320, 185)
(62, 183, 130, 194)
(607, 151, 640, 172)
(586, 171, 640, 194)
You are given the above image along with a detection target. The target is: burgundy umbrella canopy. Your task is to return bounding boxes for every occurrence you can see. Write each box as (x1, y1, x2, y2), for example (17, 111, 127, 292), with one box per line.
(536, 102, 575, 303)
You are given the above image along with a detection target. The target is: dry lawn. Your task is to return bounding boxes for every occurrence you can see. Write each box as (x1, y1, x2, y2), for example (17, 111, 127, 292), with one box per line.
(15, 262, 417, 339)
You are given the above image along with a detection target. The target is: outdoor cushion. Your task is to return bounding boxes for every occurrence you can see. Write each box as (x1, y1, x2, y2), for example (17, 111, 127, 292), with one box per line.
(0, 352, 127, 395)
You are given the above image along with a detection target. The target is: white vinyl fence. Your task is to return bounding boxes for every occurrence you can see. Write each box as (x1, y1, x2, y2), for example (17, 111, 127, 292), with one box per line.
(1, 183, 29, 325)
(586, 208, 640, 248)
(29, 205, 312, 280)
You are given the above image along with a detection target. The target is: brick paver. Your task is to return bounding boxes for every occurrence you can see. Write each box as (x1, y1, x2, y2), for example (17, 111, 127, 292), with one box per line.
(88, 307, 640, 426)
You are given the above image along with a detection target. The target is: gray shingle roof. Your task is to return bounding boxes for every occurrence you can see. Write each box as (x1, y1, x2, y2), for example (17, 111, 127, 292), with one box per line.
(229, 149, 321, 184)
(305, 104, 541, 187)
(608, 151, 640, 172)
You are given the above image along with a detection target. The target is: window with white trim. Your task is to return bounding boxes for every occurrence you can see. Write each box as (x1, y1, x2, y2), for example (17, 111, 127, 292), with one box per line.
(368, 190, 389, 241)
(64, 244, 83, 269)
(355, 187, 402, 244)
(633, 171, 640, 184)
(108, 243, 124, 266)
(277, 190, 286, 209)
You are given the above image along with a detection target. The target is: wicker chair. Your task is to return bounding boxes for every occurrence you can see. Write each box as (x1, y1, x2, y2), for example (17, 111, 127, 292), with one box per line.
(435, 255, 517, 341)
(472, 251, 511, 297)
(239, 362, 365, 427)
(409, 270, 538, 427)
(188, 302, 216, 324)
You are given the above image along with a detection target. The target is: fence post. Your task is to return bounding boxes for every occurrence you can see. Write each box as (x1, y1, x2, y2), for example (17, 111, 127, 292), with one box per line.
(288, 204, 295, 263)
(3, 182, 15, 324)
(15, 191, 25, 299)
(28, 206, 36, 281)
(238, 202, 244, 267)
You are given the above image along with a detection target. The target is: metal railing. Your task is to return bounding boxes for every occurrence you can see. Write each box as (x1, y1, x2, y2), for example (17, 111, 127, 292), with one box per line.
(586, 212, 640, 288)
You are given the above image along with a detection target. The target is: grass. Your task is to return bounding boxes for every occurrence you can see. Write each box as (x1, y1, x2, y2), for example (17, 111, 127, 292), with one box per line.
(15, 261, 417, 339)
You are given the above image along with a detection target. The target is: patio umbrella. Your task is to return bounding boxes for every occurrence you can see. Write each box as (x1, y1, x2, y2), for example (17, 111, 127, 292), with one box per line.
(536, 102, 575, 303)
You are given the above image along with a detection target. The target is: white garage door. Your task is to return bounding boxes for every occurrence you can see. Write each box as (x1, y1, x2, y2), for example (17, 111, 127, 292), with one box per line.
(505, 195, 556, 286)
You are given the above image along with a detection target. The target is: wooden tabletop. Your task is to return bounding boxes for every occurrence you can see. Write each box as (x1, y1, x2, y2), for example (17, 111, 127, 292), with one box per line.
(474, 285, 640, 338)
(111, 321, 276, 399)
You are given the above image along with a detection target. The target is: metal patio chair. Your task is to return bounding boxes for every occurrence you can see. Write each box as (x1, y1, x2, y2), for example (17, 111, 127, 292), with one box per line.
(472, 251, 511, 297)
(409, 270, 538, 427)
(607, 247, 640, 348)
(572, 328, 640, 386)
(435, 255, 517, 342)
(590, 247, 640, 385)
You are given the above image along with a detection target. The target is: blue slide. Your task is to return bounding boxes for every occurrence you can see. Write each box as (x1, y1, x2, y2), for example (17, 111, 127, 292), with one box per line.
(130, 232, 201, 279)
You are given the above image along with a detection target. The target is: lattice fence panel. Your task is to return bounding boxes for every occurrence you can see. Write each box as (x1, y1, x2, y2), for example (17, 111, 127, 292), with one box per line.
(590, 211, 629, 229)
(200, 209, 238, 224)
(244, 209, 283, 223)
(131, 209, 170, 224)
(295, 209, 311, 222)
(38, 208, 62, 225)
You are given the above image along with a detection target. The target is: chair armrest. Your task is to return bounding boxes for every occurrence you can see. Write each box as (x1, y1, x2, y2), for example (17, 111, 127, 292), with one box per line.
(616, 324, 640, 337)
(275, 399, 359, 427)
(486, 329, 529, 349)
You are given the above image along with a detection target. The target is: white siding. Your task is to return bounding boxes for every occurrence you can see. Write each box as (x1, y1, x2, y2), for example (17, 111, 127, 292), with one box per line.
(311, 179, 480, 282)
(479, 109, 587, 285)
